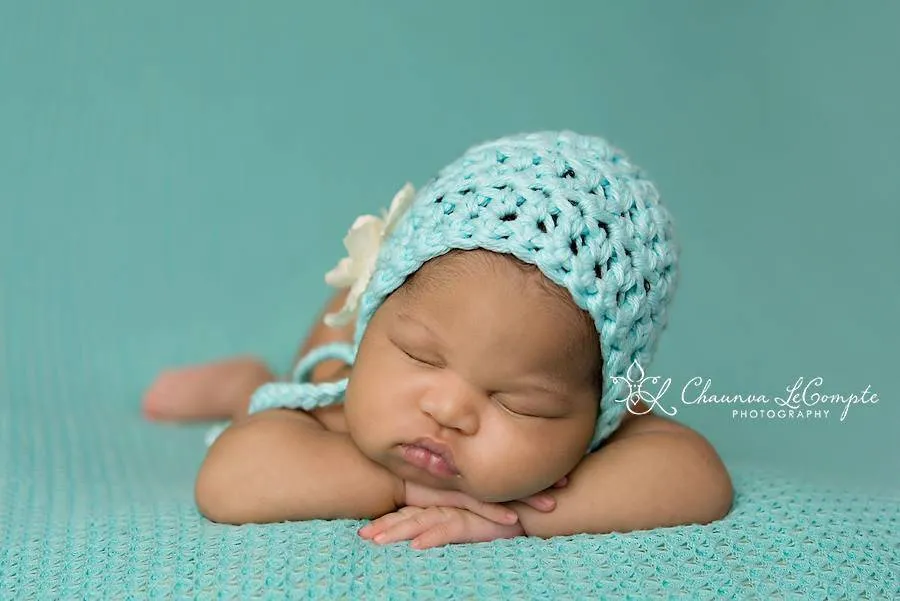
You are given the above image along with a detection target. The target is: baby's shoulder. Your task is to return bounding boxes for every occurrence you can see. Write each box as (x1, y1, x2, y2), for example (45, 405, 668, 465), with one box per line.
(610, 397, 687, 441)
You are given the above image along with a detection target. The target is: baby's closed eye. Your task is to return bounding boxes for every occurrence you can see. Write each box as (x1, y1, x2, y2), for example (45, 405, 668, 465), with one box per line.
(391, 338, 567, 419)
(401, 348, 440, 367)
(391, 339, 444, 368)
(490, 393, 563, 419)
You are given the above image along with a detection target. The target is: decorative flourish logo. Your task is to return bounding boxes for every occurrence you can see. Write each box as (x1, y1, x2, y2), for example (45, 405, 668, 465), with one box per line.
(609, 360, 880, 421)
(611, 360, 676, 416)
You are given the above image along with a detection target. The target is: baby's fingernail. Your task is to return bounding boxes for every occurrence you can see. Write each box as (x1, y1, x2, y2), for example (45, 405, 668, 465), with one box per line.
(538, 496, 555, 509)
(504, 511, 518, 523)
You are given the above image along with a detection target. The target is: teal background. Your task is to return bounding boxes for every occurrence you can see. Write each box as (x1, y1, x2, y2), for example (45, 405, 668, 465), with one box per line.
(1, 1, 897, 492)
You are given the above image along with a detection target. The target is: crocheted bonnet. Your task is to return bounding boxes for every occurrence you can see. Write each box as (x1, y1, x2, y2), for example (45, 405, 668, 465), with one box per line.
(208, 130, 680, 453)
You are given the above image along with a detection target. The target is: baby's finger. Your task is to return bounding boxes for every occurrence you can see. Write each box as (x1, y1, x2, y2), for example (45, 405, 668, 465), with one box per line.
(358, 506, 422, 539)
(512, 477, 568, 512)
(371, 508, 446, 545)
(517, 493, 557, 512)
(411, 511, 514, 549)
(403, 481, 517, 525)
(462, 497, 519, 525)
(410, 521, 464, 550)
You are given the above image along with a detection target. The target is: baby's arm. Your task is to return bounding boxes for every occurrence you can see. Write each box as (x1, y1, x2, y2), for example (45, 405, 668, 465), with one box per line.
(195, 407, 403, 523)
(505, 410, 734, 538)
(194, 289, 400, 523)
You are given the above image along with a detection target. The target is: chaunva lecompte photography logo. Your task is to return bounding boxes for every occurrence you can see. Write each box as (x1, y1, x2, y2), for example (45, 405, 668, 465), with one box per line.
(611, 360, 879, 421)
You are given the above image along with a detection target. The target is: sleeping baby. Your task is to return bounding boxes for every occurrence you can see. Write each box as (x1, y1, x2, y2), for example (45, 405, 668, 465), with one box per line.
(143, 131, 733, 549)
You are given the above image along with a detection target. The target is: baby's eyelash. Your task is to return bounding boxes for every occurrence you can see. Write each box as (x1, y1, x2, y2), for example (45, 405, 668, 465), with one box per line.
(492, 394, 543, 419)
(401, 348, 437, 367)
(403, 350, 423, 362)
(500, 403, 529, 417)
(502, 404, 542, 419)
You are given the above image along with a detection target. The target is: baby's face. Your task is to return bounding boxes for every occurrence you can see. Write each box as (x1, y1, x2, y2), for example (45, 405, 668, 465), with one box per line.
(344, 250, 600, 502)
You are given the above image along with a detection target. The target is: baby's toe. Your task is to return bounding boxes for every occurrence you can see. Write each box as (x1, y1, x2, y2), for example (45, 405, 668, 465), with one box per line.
(141, 369, 212, 421)
(141, 371, 182, 420)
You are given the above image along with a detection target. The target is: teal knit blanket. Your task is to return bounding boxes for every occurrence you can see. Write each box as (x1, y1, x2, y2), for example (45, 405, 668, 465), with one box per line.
(1, 385, 897, 598)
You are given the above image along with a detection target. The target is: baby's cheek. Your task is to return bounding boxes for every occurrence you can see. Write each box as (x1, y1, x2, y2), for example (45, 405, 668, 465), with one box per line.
(344, 375, 396, 455)
(342, 380, 372, 439)
(466, 435, 568, 501)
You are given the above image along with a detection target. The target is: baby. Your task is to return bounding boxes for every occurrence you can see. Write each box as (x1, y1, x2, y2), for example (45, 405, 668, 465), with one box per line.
(144, 131, 733, 549)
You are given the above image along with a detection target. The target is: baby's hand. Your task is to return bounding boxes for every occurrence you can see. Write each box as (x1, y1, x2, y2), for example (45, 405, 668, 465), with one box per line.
(400, 477, 569, 526)
(358, 506, 525, 550)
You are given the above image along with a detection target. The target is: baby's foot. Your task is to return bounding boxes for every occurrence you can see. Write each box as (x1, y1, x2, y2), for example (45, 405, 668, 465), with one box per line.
(142, 356, 274, 422)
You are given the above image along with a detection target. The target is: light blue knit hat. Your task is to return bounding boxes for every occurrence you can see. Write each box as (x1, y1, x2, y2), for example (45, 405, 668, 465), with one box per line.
(207, 131, 679, 453)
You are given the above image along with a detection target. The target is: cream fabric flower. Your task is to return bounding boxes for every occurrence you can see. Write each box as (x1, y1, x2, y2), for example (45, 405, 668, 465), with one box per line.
(323, 183, 416, 327)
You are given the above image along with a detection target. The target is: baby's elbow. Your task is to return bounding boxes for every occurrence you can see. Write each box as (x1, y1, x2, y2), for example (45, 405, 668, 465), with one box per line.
(195, 448, 241, 524)
(194, 428, 261, 525)
(195, 458, 235, 524)
(689, 432, 734, 524)
(704, 467, 734, 524)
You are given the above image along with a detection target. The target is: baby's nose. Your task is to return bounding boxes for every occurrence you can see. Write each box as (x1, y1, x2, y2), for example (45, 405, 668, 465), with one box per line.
(419, 381, 480, 434)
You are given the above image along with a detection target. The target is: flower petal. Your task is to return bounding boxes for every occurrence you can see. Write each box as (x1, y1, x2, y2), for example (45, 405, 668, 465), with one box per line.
(344, 215, 384, 259)
(323, 305, 355, 328)
(387, 182, 416, 216)
(322, 184, 415, 327)
(383, 183, 416, 237)
(324, 257, 356, 287)
(323, 268, 372, 327)
(349, 268, 373, 299)
(344, 269, 372, 312)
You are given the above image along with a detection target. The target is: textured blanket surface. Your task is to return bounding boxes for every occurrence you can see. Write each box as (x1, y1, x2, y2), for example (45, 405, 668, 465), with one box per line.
(1, 382, 897, 599)
(3, 0, 900, 597)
